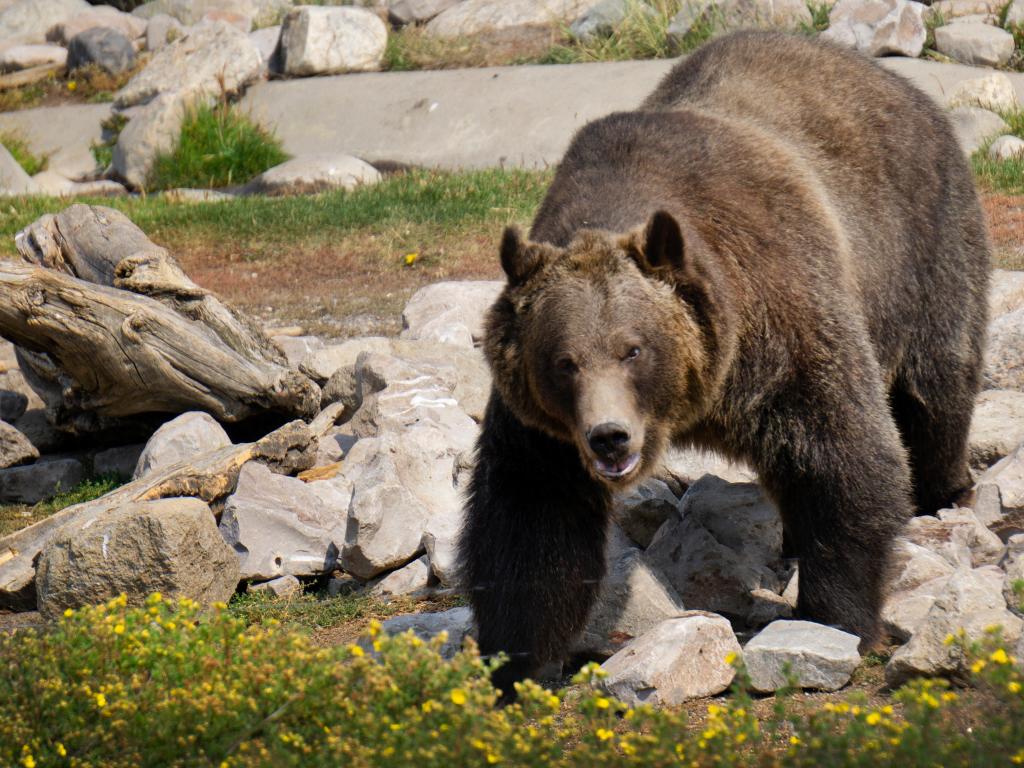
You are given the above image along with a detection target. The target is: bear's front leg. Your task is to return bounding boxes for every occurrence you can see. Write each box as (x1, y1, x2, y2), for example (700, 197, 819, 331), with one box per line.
(755, 388, 913, 649)
(459, 392, 612, 698)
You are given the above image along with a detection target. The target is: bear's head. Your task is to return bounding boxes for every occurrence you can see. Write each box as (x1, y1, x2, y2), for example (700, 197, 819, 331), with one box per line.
(484, 211, 720, 487)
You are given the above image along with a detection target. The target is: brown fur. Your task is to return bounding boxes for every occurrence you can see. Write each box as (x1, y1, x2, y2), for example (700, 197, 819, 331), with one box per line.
(460, 31, 990, 696)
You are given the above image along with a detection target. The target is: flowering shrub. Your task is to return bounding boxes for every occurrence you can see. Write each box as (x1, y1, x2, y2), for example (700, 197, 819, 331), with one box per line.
(1, 596, 1022, 767)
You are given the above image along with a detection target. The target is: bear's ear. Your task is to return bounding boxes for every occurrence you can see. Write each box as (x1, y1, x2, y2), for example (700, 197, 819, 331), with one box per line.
(642, 210, 685, 272)
(500, 225, 546, 285)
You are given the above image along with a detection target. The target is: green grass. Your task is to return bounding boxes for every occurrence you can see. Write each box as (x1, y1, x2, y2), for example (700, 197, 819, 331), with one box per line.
(147, 103, 289, 191)
(972, 110, 1024, 192)
(0, 168, 552, 254)
(0, 132, 47, 176)
(90, 112, 128, 171)
(0, 475, 123, 538)
(800, 1, 832, 34)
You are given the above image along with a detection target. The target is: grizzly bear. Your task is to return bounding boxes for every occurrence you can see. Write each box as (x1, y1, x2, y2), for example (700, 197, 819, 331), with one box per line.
(459, 30, 990, 695)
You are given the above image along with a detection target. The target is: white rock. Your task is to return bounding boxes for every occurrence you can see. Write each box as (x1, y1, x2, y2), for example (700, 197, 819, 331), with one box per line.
(886, 565, 1023, 685)
(219, 461, 350, 579)
(657, 448, 756, 486)
(666, 0, 811, 44)
(370, 554, 432, 597)
(380, 606, 474, 659)
(969, 389, 1024, 469)
(134, 411, 232, 479)
(0, 43, 67, 71)
(985, 305, 1024, 391)
(249, 573, 302, 597)
(0, 0, 90, 44)
(0, 143, 36, 196)
(746, 588, 794, 627)
(991, 269, 1024, 317)
(884, 576, 952, 642)
(145, 13, 185, 51)
(280, 5, 387, 76)
(0, 420, 37, 469)
(401, 280, 503, 349)
(388, 0, 462, 26)
(948, 72, 1020, 112)
(575, 527, 686, 657)
(972, 482, 1004, 528)
(115, 21, 262, 108)
(249, 23, 280, 70)
(989, 135, 1024, 162)
(421, 498, 461, 586)
(949, 106, 1011, 156)
(1007, 0, 1024, 27)
(978, 442, 1024, 512)
(934, 22, 1014, 67)
(112, 92, 195, 191)
(272, 334, 324, 368)
(246, 154, 381, 195)
(823, 0, 926, 58)
(932, 0, 1004, 19)
(745, 620, 861, 693)
(901, 507, 1005, 569)
(600, 612, 741, 706)
(426, 0, 603, 38)
(48, 6, 147, 45)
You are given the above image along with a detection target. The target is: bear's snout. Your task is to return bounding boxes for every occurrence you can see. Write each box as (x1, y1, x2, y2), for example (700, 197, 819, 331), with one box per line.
(587, 422, 631, 461)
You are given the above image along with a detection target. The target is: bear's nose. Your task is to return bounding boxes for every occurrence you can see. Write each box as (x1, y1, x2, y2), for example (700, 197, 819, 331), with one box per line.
(587, 422, 631, 459)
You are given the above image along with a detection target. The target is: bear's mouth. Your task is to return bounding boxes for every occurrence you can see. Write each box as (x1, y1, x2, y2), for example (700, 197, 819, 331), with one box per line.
(593, 452, 641, 479)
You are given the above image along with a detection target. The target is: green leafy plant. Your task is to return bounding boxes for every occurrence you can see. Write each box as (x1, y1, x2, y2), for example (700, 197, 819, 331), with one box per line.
(148, 102, 289, 191)
(0, 132, 47, 176)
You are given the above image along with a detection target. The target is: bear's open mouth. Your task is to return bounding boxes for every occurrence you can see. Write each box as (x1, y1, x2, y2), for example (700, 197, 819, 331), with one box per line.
(594, 452, 641, 479)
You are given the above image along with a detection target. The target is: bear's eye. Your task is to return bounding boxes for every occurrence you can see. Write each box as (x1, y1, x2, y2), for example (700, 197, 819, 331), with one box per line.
(623, 346, 641, 362)
(555, 356, 578, 375)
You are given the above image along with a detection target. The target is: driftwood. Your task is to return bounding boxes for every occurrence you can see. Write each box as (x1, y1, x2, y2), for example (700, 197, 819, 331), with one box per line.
(0, 418, 323, 610)
(3, 205, 320, 432)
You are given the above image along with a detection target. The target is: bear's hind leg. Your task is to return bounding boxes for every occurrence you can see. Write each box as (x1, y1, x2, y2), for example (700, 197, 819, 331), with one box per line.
(459, 392, 612, 698)
(889, 367, 977, 515)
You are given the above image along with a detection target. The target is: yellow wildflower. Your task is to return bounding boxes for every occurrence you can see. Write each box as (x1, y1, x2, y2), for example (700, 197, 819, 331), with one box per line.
(66, 81, 76, 92)
(942, 691, 957, 703)
(943, 633, 956, 646)
(368, 619, 382, 637)
(21, 755, 35, 768)
(114, 624, 125, 635)
(724, 651, 738, 665)
(63, 608, 73, 618)
(595, 697, 611, 709)
(486, 755, 500, 764)
(95, 693, 107, 708)
(450, 688, 467, 706)
(789, 736, 801, 746)
(1010, 681, 1022, 694)
(56, 744, 66, 757)
(547, 694, 560, 709)
(348, 644, 364, 657)
(596, 728, 614, 741)
(990, 648, 1010, 665)
(866, 712, 881, 726)
(971, 659, 987, 674)
(405, 252, 419, 266)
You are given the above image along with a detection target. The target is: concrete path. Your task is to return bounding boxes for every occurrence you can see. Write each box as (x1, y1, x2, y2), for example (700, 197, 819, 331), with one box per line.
(2, 56, 1024, 178)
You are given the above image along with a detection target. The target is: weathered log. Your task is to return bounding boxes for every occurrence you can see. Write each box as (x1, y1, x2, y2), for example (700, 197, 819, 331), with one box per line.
(3, 205, 320, 431)
(0, 418, 321, 610)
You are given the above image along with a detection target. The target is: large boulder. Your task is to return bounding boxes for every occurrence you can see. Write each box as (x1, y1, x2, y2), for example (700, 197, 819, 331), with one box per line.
(977, 444, 1024, 513)
(280, 5, 387, 76)
(111, 91, 195, 190)
(114, 21, 263, 108)
(244, 154, 381, 196)
(744, 620, 861, 692)
(949, 106, 1009, 156)
(218, 461, 349, 580)
(35, 497, 240, 619)
(947, 72, 1020, 113)
(0, 0, 90, 44)
(132, 0, 294, 29)
(67, 27, 137, 75)
(379, 606, 475, 659)
(933, 22, 1014, 67)
(388, 0, 463, 25)
(134, 411, 232, 480)
(47, 5, 147, 45)
(400, 280, 504, 349)
(969, 390, 1024, 470)
(600, 612, 741, 706)
(0, 458, 84, 504)
(985, 305, 1024, 391)
(666, 0, 812, 45)
(426, 0, 602, 38)
(0, 43, 67, 71)
(822, 0, 926, 57)
(0, 420, 37, 469)
(0, 143, 36, 197)
(900, 507, 1005, 569)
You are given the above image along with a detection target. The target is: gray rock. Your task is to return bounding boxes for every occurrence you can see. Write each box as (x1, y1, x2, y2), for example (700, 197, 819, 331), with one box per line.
(600, 612, 741, 706)
(400, 280, 503, 349)
(380, 606, 474, 659)
(978, 443, 1024, 513)
(571, 0, 655, 40)
(218, 461, 349, 579)
(934, 22, 1014, 67)
(426, 0, 603, 38)
(883, 539, 956, 640)
(388, 0, 462, 25)
(1002, 541, 1024, 610)
(132, 0, 286, 27)
(931, 0, 1004, 19)
(990, 135, 1024, 161)
(11, 409, 66, 454)
(614, 478, 680, 549)
(370, 554, 432, 597)
(970, 390, 1024, 470)
(145, 13, 185, 51)
(744, 620, 861, 693)
(0, 43, 67, 71)
(134, 411, 232, 480)
(1007, 0, 1024, 27)
(0, 143, 36, 196)
(823, 0, 926, 58)
(991, 269, 1024, 317)
(972, 482, 1004, 528)
(985, 305, 1024, 391)
(115, 21, 262, 108)
(948, 72, 1020, 112)
(747, 588, 794, 627)
(248, 573, 302, 597)
(950, 106, 1010, 156)
(886, 565, 1023, 685)
(666, 0, 812, 45)
(35, 497, 240, 619)
(0, 391, 27, 423)
(92, 444, 145, 480)
(901, 507, 1005, 569)
(884, 576, 952, 642)
(271, 334, 323, 368)
(280, 5, 387, 76)
(0, 420, 37, 470)
(657, 447, 756, 486)
(0, 0, 90, 44)
(245, 154, 381, 196)
(111, 92, 195, 190)
(314, 425, 357, 467)
(28, 171, 125, 198)
(301, 336, 394, 382)
(199, 9, 254, 32)
(0, 458, 84, 504)
(575, 527, 686, 657)
(249, 23, 280, 71)
(421, 493, 461, 585)
(67, 27, 136, 75)
(48, 5, 147, 45)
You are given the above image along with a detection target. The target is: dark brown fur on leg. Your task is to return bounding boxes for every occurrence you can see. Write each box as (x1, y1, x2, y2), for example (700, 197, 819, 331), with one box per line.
(460, 393, 611, 699)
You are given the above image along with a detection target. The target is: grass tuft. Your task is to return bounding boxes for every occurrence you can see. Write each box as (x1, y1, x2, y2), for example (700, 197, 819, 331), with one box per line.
(800, 0, 832, 34)
(0, 475, 122, 538)
(541, 0, 691, 63)
(148, 102, 289, 191)
(972, 109, 1024, 192)
(0, 132, 47, 176)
